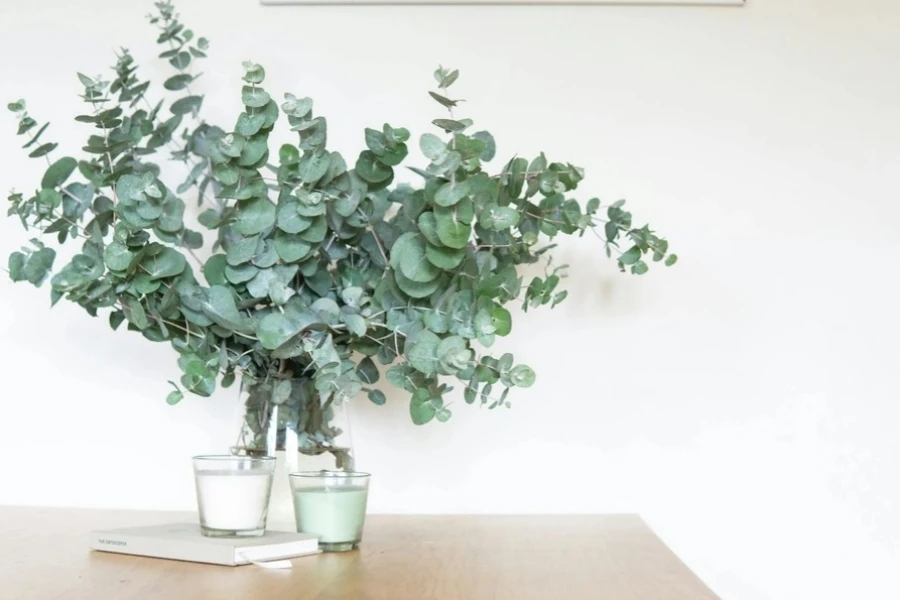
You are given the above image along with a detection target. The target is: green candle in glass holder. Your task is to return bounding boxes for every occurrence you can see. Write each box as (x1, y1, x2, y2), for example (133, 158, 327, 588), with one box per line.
(289, 471, 370, 552)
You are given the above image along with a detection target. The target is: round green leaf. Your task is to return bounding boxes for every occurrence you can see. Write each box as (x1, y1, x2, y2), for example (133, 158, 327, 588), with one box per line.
(334, 175, 364, 217)
(144, 247, 186, 280)
(164, 74, 194, 91)
(226, 236, 259, 266)
(242, 86, 271, 108)
(464, 381, 478, 405)
(180, 307, 213, 328)
(7, 252, 25, 282)
(434, 206, 471, 249)
(169, 51, 191, 70)
(133, 273, 161, 295)
(202, 285, 249, 332)
(238, 138, 268, 167)
(393, 269, 441, 300)
(280, 143, 300, 164)
(41, 157, 77, 190)
(434, 180, 470, 208)
(365, 128, 389, 155)
(377, 144, 408, 167)
(158, 197, 185, 233)
(217, 133, 245, 159)
(391, 233, 438, 283)
(342, 312, 367, 337)
(498, 353, 514, 375)
(417, 212, 441, 246)
(491, 305, 512, 336)
(437, 336, 472, 374)
(166, 390, 184, 405)
(482, 205, 519, 231)
(355, 150, 392, 183)
(409, 388, 437, 425)
(269, 279, 295, 305)
(407, 330, 440, 375)
(274, 231, 313, 263)
(122, 296, 149, 330)
(388, 232, 413, 272)
(509, 364, 536, 388)
(136, 199, 163, 221)
(665, 254, 678, 267)
(620, 246, 642, 266)
(118, 205, 154, 229)
(356, 357, 380, 384)
(437, 335, 466, 359)
(36, 189, 62, 215)
(423, 309, 450, 334)
(212, 164, 240, 186)
(221, 372, 237, 388)
(297, 215, 327, 243)
(256, 312, 300, 350)
(276, 198, 312, 234)
(233, 197, 276, 235)
(225, 263, 259, 284)
(170, 95, 202, 116)
(435, 408, 452, 423)
(419, 133, 446, 161)
(472, 131, 496, 162)
(181, 372, 215, 397)
(236, 180, 269, 202)
(295, 193, 326, 217)
(242, 62, 266, 84)
(236, 113, 266, 136)
(298, 149, 331, 184)
(103, 242, 133, 272)
(246, 268, 278, 299)
(367, 389, 387, 406)
(252, 241, 279, 268)
(282, 94, 313, 119)
(474, 308, 496, 337)
(425, 243, 465, 270)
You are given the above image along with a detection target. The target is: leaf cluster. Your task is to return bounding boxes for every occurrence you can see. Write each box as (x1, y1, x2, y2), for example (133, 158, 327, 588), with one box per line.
(4, 4, 675, 444)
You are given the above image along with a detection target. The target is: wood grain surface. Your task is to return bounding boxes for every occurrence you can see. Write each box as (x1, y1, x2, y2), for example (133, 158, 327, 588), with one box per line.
(0, 507, 718, 600)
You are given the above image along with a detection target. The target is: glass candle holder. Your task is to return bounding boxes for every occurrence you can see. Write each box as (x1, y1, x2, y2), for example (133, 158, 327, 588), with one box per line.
(193, 455, 276, 538)
(289, 471, 371, 552)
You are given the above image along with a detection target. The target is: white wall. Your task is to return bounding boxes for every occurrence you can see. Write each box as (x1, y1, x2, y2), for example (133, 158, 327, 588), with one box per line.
(2, 0, 899, 598)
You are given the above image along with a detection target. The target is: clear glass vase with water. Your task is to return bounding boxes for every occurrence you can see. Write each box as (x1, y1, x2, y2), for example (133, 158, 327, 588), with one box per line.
(230, 376, 354, 532)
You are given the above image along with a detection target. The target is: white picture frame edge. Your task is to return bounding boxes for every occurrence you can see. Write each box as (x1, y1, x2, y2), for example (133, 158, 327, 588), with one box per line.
(261, 0, 744, 5)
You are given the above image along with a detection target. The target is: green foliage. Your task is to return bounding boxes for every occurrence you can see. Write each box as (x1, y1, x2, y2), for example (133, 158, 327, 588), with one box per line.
(3, 3, 675, 443)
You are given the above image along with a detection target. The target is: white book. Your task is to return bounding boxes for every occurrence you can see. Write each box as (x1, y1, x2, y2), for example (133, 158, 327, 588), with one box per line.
(89, 523, 319, 566)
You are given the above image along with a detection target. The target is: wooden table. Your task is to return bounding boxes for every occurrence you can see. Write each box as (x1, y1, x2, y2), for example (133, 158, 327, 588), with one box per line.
(0, 507, 718, 600)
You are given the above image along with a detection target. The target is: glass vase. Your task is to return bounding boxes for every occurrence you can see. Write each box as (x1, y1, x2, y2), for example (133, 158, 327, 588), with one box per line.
(230, 376, 354, 532)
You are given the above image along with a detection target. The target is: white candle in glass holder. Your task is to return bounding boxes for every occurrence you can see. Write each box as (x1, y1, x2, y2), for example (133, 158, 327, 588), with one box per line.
(195, 470, 274, 531)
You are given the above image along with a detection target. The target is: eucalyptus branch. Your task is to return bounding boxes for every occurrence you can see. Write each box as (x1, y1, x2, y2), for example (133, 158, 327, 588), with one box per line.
(490, 169, 578, 182)
(48, 211, 90, 240)
(15, 116, 92, 240)
(369, 227, 389, 264)
(89, 95, 115, 186)
(5, 8, 675, 428)
(21, 118, 53, 167)
(182, 244, 202, 266)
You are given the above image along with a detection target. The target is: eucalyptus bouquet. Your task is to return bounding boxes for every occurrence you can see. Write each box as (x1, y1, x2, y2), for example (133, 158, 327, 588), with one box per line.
(5, 2, 675, 455)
